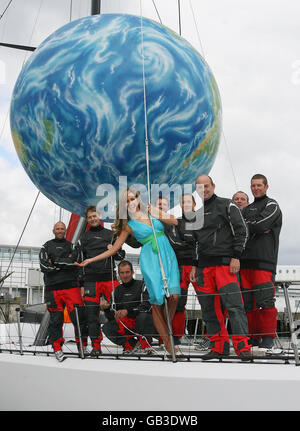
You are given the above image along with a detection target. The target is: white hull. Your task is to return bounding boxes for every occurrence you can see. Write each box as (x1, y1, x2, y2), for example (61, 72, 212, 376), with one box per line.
(1, 322, 300, 411)
(1, 350, 300, 411)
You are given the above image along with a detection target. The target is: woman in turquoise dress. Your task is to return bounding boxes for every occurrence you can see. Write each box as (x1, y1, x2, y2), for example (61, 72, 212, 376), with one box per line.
(76, 188, 181, 357)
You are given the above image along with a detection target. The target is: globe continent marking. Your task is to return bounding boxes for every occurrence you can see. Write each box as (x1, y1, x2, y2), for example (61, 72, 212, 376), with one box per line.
(10, 13, 222, 217)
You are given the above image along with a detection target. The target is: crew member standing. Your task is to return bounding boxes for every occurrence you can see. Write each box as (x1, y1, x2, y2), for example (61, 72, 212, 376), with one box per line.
(77, 206, 124, 357)
(155, 194, 205, 346)
(40, 221, 86, 362)
(232, 191, 249, 210)
(240, 174, 282, 349)
(190, 175, 251, 360)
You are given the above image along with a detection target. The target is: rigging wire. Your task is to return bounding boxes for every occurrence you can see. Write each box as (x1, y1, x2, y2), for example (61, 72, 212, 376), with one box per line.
(22, 0, 44, 66)
(220, 130, 239, 190)
(0, 0, 12, 21)
(69, 0, 72, 22)
(0, 0, 12, 140)
(188, 0, 239, 190)
(178, 0, 181, 36)
(139, 6, 151, 206)
(139, 0, 177, 362)
(139, 1, 168, 292)
(151, 0, 162, 24)
(0, 0, 44, 138)
(1, 0, 43, 134)
(0, 110, 9, 143)
(0, 191, 41, 293)
(0, 0, 44, 294)
(188, 0, 205, 58)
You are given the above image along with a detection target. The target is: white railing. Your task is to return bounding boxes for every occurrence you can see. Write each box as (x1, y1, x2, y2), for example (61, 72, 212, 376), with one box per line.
(0, 286, 299, 365)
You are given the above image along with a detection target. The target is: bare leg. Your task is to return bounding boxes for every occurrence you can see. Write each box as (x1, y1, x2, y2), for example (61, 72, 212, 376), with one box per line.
(152, 294, 179, 355)
(152, 304, 170, 352)
(164, 294, 178, 323)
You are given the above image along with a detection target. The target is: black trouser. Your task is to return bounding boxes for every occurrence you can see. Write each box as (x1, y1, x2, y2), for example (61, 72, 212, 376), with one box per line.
(45, 287, 86, 351)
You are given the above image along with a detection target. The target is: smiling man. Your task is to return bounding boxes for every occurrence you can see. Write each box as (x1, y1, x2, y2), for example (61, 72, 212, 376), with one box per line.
(101, 260, 154, 355)
(76, 206, 125, 357)
(232, 191, 249, 210)
(240, 174, 282, 351)
(190, 175, 251, 361)
(39, 221, 86, 362)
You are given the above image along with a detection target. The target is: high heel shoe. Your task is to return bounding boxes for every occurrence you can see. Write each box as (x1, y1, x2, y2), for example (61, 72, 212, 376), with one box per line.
(166, 348, 185, 361)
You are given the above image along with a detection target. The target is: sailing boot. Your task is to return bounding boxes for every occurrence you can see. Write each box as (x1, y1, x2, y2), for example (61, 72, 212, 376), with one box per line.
(55, 349, 65, 362)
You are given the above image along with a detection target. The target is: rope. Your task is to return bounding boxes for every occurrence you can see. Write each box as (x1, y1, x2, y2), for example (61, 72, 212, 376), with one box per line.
(116, 316, 157, 353)
(139, 0, 177, 361)
(139, 0, 170, 299)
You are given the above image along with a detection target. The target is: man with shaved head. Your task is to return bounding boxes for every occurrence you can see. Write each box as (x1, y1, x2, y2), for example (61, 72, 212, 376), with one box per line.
(232, 191, 249, 210)
(39, 221, 86, 362)
(190, 175, 251, 361)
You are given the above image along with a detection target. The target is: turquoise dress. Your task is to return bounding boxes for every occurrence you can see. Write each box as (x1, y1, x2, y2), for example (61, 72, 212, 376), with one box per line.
(127, 217, 180, 306)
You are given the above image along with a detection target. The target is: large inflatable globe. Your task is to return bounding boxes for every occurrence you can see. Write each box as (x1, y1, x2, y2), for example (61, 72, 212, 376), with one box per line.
(10, 13, 222, 218)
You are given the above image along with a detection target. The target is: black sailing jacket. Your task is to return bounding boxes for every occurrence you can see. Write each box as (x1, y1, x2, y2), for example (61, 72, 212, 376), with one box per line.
(39, 238, 79, 290)
(190, 194, 248, 267)
(76, 225, 125, 282)
(240, 195, 282, 272)
(163, 218, 196, 266)
(105, 279, 145, 320)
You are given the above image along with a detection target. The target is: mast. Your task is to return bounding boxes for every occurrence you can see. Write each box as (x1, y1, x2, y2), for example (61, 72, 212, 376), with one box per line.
(91, 0, 101, 15)
(67, 0, 101, 243)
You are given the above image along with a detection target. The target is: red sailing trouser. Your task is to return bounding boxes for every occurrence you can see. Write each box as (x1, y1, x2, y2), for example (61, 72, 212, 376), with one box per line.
(240, 269, 278, 340)
(45, 287, 85, 352)
(104, 316, 152, 350)
(171, 265, 200, 339)
(117, 317, 153, 350)
(195, 266, 250, 355)
(116, 316, 136, 350)
(120, 319, 153, 350)
(83, 280, 119, 349)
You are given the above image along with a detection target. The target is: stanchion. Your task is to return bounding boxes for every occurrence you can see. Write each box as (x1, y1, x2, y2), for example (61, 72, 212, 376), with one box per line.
(74, 305, 84, 359)
(193, 318, 199, 344)
(16, 307, 23, 355)
(280, 282, 300, 366)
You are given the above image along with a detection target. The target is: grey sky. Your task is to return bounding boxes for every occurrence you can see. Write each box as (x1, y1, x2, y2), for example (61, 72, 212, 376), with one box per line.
(0, 0, 300, 264)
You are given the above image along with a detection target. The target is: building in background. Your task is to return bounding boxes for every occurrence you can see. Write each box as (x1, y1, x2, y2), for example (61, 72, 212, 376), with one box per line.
(1, 244, 300, 317)
(0, 244, 142, 305)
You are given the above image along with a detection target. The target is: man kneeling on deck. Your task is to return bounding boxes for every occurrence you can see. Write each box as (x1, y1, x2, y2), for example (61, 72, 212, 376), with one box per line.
(101, 260, 154, 355)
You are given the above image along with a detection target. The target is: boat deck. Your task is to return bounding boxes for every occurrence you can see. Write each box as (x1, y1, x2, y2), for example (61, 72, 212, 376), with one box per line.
(1, 323, 300, 411)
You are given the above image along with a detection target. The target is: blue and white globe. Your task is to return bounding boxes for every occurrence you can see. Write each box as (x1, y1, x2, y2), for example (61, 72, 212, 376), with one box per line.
(10, 13, 222, 217)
